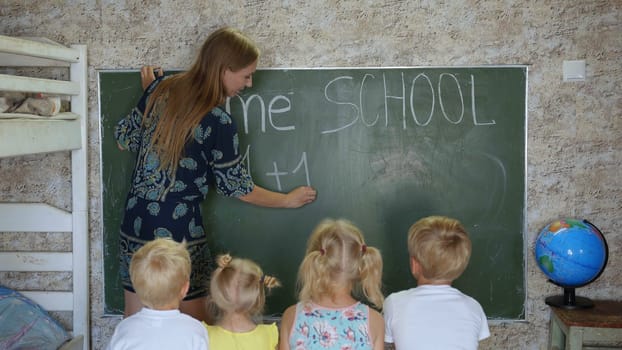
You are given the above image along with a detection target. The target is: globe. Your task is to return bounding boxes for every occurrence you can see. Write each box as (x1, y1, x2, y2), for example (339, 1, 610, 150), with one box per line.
(535, 218, 608, 309)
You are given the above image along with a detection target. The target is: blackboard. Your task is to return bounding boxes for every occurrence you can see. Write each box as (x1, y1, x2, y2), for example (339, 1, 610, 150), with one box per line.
(100, 66, 527, 319)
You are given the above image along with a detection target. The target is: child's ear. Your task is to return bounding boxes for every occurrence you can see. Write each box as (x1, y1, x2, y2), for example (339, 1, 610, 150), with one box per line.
(409, 257, 420, 278)
(180, 281, 190, 299)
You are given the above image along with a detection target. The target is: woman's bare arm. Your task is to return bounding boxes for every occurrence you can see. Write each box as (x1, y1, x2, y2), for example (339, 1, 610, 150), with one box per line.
(239, 185, 316, 208)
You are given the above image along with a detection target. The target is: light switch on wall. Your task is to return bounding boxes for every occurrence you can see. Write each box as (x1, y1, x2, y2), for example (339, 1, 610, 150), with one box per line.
(563, 60, 586, 82)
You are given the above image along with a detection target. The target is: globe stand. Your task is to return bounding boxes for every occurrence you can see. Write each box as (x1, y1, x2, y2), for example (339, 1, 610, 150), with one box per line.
(545, 286, 594, 309)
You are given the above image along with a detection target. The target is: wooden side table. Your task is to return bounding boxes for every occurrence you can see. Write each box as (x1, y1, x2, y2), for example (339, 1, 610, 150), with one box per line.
(548, 300, 622, 350)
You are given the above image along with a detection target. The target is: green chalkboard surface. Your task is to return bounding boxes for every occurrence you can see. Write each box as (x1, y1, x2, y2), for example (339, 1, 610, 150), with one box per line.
(100, 67, 527, 319)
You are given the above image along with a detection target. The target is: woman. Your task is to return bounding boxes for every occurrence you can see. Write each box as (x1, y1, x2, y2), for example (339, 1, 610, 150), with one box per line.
(115, 27, 316, 322)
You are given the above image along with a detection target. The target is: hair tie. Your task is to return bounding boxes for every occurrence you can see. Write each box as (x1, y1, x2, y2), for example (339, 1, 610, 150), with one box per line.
(361, 244, 367, 253)
(217, 254, 232, 268)
(319, 248, 326, 256)
(261, 274, 280, 288)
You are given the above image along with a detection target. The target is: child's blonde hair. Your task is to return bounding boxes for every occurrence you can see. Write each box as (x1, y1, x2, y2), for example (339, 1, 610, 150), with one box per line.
(129, 238, 191, 309)
(408, 216, 472, 282)
(297, 218, 384, 309)
(208, 254, 280, 320)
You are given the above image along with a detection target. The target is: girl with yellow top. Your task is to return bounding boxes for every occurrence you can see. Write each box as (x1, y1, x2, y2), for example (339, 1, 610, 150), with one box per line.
(205, 254, 280, 349)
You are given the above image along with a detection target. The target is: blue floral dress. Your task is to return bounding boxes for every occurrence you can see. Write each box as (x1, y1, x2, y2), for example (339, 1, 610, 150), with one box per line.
(289, 302, 373, 350)
(114, 77, 254, 299)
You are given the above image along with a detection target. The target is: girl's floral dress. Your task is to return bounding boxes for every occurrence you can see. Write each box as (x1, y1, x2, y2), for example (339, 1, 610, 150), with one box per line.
(288, 302, 372, 350)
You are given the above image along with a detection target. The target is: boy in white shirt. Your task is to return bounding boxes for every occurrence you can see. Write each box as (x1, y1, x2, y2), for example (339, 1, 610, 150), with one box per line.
(107, 238, 209, 350)
(384, 216, 490, 350)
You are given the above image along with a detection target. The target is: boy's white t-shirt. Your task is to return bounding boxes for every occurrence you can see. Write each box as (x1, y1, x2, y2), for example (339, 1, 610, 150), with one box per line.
(106, 308, 209, 350)
(384, 285, 490, 350)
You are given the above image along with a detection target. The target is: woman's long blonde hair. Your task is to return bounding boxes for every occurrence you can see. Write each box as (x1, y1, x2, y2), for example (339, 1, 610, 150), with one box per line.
(297, 218, 384, 309)
(144, 27, 259, 174)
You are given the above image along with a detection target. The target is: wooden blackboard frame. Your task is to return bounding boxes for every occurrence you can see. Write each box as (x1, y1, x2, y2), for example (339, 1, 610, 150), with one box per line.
(99, 66, 527, 319)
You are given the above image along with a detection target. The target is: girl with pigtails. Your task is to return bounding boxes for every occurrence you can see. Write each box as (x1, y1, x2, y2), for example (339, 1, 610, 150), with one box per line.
(279, 218, 385, 350)
(205, 254, 281, 350)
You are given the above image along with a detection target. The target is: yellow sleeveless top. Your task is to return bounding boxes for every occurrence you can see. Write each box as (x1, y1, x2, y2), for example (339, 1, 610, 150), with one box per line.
(203, 322, 278, 350)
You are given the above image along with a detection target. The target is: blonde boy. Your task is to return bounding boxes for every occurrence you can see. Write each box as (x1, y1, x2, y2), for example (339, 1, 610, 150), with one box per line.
(384, 216, 489, 350)
(107, 238, 209, 350)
